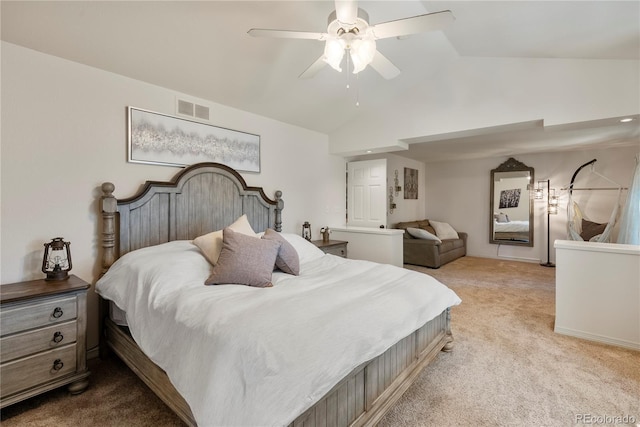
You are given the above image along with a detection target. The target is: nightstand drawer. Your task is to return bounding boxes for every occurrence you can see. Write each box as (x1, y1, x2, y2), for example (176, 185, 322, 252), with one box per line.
(311, 240, 348, 258)
(1, 343, 77, 398)
(1, 296, 77, 336)
(1, 321, 77, 362)
(323, 245, 347, 257)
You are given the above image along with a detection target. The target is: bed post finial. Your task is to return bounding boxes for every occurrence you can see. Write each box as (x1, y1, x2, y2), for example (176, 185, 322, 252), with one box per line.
(275, 190, 283, 232)
(101, 182, 117, 276)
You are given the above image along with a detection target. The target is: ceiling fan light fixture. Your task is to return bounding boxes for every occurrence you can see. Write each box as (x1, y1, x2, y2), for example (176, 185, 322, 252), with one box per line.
(350, 37, 376, 74)
(324, 38, 346, 72)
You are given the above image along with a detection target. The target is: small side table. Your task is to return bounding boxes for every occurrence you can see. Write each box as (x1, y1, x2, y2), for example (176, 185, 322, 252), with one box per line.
(0, 275, 90, 408)
(311, 239, 348, 258)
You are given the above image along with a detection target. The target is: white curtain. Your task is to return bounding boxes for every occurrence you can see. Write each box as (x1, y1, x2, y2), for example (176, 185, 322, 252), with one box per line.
(616, 155, 640, 244)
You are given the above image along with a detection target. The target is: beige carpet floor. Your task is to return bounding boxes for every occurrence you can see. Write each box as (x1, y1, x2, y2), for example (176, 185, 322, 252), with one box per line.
(2, 256, 638, 426)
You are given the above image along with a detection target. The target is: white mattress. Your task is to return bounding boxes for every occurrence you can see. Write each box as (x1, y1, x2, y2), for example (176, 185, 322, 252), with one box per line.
(96, 235, 461, 426)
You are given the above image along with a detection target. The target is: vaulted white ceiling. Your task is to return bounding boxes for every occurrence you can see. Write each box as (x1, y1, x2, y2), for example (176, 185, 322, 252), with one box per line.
(2, 1, 638, 162)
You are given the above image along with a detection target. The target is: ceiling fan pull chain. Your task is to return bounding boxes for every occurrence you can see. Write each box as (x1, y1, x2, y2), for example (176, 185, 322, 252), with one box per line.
(355, 72, 360, 107)
(346, 53, 351, 89)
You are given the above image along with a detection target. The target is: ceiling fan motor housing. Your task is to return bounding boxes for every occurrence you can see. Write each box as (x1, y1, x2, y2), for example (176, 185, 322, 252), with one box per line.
(327, 8, 370, 35)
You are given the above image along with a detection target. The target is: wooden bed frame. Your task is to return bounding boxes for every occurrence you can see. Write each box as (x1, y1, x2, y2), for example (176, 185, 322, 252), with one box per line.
(494, 231, 530, 242)
(99, 162, 454, 427)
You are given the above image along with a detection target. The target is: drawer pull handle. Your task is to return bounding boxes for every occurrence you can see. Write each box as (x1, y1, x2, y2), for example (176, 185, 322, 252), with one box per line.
(52, 359, 64, 372)
(52, 307, 64, 318)
(52, 331, 64, 343)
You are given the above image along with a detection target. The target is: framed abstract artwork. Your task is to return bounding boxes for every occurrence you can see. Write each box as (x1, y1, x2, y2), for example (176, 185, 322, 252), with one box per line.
(127, 107, 260, 172)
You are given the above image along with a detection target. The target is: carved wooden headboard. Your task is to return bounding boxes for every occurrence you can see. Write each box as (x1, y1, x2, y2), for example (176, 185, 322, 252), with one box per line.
(100, 162, 283, 273)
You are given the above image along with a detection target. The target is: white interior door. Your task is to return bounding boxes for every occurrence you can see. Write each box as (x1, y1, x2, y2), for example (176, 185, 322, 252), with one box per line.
(347, 159, 387, 228)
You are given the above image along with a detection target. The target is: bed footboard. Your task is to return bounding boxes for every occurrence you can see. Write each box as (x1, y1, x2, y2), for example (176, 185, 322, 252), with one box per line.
(105, 308, 453, 427)
(289, 308, 452, 427)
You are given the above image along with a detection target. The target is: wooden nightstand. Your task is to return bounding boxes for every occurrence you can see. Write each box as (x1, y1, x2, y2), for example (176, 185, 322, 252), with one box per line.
(311, 239, 348, 258)
(0, 275, 90, 408)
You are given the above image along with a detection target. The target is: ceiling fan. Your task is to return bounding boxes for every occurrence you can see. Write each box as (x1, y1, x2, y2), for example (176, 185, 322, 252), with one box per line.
(248, 0, 454, 80)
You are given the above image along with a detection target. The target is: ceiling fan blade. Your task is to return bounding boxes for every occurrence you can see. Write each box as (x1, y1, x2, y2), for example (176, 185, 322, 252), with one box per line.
(369, 51, 401, 80)
(335, 0, 358, 25)
(370, 10, 454, 40)
(248, 29, 327, 40)
(299, 55, 328, 79)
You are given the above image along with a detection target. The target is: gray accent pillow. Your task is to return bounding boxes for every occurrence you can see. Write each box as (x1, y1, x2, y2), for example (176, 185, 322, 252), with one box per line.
(496, 213, 510, 223)
(262, 228, 300, 275)
(205, 228, 281, 288)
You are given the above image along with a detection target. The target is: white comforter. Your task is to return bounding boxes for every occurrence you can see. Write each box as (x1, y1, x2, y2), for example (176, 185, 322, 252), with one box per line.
(96, 236, 461, 427)
(494, 220, 529, 232)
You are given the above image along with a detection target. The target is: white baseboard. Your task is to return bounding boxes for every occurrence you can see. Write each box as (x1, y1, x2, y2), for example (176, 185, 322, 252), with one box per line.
(554, 326, 640, 351)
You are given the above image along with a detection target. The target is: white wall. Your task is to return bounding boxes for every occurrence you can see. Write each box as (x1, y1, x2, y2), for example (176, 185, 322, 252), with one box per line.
(0, 42, 345, 353)
(329, 57, 639, 155)
(424, 146, 638, 263)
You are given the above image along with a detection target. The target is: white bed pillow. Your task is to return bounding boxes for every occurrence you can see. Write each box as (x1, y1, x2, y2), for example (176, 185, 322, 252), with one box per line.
(280, 233, 325, 264)
(193, 214, 257, 265)
(406, 227, 442, 242)
(429, 220, 459, 240)
(96, 240, 211, 318)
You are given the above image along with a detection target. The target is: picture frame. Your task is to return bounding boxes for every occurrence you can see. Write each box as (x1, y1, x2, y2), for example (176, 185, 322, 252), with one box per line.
(127, 106, 260, 172)
(404, 167, 418, 199)
(499, 189, 521, 209)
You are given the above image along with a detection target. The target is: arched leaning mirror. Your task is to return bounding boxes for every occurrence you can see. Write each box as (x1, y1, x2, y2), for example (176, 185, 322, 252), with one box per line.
(490, 158, 534, 246)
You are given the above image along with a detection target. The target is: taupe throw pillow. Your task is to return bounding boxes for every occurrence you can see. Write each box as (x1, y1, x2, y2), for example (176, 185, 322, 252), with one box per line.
(262, 228, 300, 275)
(205, 228, 281, 288)
(193, 214, 257, 266)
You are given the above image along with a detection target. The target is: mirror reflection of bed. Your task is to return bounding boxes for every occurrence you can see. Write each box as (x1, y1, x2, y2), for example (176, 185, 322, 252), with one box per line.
(490, 158, 534, 246)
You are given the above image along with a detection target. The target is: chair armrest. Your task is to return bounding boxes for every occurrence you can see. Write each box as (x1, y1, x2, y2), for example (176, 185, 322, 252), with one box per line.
(457, 232, 468, 246)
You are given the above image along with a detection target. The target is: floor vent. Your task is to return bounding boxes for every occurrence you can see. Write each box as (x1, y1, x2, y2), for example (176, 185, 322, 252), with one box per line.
(176, 98, 210, 121)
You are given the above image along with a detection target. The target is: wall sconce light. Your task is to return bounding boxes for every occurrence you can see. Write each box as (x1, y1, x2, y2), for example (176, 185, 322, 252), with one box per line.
(388, 186, 396, 214)
(393, 170, 402, 196)
(42, 237, 72, 280)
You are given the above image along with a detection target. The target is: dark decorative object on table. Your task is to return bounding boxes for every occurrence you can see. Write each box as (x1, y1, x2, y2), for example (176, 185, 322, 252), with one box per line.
(302, 222, 312, 241)
(42, 237, 72, 281)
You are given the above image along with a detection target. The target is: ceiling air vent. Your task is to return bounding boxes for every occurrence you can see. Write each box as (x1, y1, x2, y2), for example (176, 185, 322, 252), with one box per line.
(177, 99, 194, 116)
(176, 98, 210, 121)
(195, 104, 210, 121)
